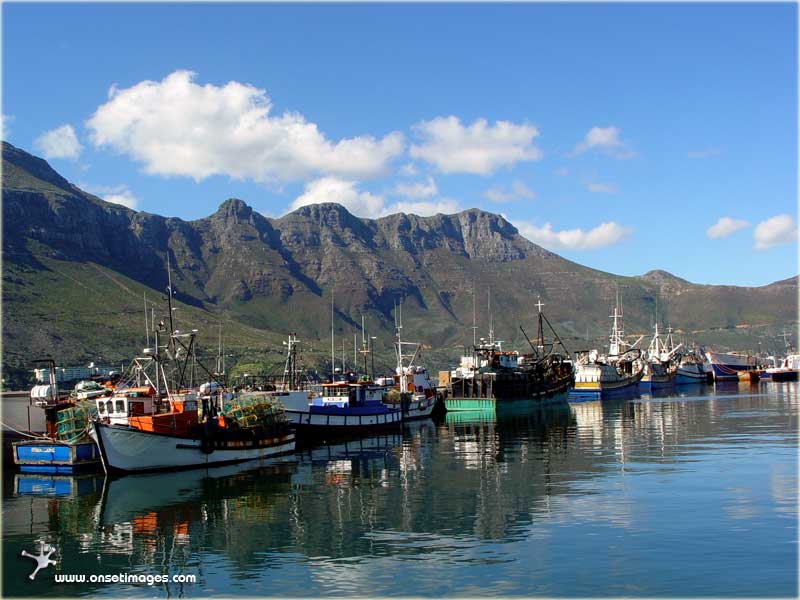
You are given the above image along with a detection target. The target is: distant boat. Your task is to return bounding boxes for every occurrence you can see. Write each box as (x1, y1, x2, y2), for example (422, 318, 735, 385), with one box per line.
(765, 353, 800, 382)
(570, 295, 644, 401)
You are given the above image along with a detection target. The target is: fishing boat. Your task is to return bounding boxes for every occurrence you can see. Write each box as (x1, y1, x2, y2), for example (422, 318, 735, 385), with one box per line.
(91, 387, 294, 474)
(89, 276, 294, 474)
(569, 296, 644, 401)
(765, 353, 800, 382)
(705, 351, 766, 381)
(674, 352, 708, 385)
(382, 313, 442, 418)
(11, 361, 106, 474)
(275, 305, 439, 437)
(639, 324, 680, 391)
(443, 298, 574, 411)
(280, 376, 405, 435)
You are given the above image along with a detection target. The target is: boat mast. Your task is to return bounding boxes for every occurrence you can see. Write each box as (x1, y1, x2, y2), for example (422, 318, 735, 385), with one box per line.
(609, 286, 625, 357)
(143, 292, 149, 348)
(781, 328, 792, 352)
(536, 297, 545, 354)
(216, 322, 223, 377)
(360, 315, 370, 377)
(488, 288, 494, 346)
(330, 292, 335, 381)
(283, 333, 299, 389)
(472, 281, 478, 347)
(166, 254, 175, 338)
(396, 298, 407, 393)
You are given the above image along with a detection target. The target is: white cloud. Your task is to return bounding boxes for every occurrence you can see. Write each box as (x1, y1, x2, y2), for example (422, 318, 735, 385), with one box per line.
(409, 116, 542, 174)
(555, 167, 569, 177)
(706, 216, 749, 239)
(516, 220, 631, 250)
(291, 177, 384, 218)
(394, 177, 437, 199)
(1, 114, 13, 138)
(383, 198, 461, 217)
(290, 178, 460, 219)
(33, 124, 83, 160)
(484, 180, 535, 203)
(753, 214, 797, 250)
(586, 182, 617, 194)
(573, 126, 635, 158)
(86, 70, 404, 183)
(399, 163, 419, 177)
(80, 182, 139, 210)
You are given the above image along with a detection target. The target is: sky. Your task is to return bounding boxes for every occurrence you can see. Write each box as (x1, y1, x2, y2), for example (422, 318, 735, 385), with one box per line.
(2, 2, 797, 287)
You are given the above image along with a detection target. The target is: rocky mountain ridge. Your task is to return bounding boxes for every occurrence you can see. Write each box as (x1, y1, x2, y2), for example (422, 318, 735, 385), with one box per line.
(3, 141, 797, 373)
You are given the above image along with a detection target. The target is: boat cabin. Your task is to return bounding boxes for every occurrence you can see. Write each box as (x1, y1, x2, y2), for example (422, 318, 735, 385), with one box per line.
(96, 387, 200, 435)
(314, 382, 385, 408)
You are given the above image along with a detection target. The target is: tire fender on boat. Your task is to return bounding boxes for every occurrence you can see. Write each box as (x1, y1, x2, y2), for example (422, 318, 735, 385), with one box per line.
(200, 421, 215, 455)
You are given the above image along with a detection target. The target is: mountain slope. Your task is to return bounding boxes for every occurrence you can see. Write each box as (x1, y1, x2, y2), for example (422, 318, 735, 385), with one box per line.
(2, 142, 797, 382)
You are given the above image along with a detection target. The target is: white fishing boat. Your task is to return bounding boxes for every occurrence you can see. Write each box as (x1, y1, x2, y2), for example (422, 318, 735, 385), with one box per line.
(640, 324, 680, 390)
(765, 353, 800, 382)
(569, 294, 644, 401)
(89, 273, 295, 474)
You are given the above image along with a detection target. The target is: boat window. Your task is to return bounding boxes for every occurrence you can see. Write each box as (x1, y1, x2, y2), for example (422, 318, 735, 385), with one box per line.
(115, 400, 125, 413)
(106, 400, 114, 414)
(97, 402, 106, 414)
(129, 401, 145, 415)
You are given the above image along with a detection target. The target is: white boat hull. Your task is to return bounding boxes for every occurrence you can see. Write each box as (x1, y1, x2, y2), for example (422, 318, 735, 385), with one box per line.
(90, 422, 295, 473)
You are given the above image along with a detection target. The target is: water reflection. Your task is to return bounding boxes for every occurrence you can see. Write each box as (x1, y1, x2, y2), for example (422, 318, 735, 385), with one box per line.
(2, 383, 797, 597)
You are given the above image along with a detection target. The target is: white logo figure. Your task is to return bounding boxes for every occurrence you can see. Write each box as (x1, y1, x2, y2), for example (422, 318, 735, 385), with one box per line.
(21, 542, 57, 580)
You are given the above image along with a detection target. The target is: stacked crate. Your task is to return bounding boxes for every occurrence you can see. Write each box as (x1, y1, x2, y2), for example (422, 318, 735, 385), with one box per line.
(223, 393, 287, 429)
(55, 402, 97, 441)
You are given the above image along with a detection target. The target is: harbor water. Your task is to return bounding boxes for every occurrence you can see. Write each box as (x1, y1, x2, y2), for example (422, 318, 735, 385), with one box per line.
(3, 382, 797, 597)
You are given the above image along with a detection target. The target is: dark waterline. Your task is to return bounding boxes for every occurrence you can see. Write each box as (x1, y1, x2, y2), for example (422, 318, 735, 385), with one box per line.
(3, 382, 797, 597)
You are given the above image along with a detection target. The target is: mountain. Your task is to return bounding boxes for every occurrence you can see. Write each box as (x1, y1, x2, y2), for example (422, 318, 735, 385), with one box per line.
(2, 142, 797, 384)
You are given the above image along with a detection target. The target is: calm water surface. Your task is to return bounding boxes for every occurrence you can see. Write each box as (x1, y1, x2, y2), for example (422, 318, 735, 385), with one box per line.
(3, 382, 797, 597)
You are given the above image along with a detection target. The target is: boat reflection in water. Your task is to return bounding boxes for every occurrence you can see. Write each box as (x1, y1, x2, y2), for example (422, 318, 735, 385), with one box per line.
(2, 382, 796, 597)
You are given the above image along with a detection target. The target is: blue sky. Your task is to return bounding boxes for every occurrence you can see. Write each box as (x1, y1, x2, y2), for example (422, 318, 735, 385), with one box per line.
(3, 2, 797, 286)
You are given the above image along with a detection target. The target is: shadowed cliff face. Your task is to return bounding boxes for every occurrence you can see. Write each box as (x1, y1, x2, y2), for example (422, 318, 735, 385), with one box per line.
(2, 141, 797, 368)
